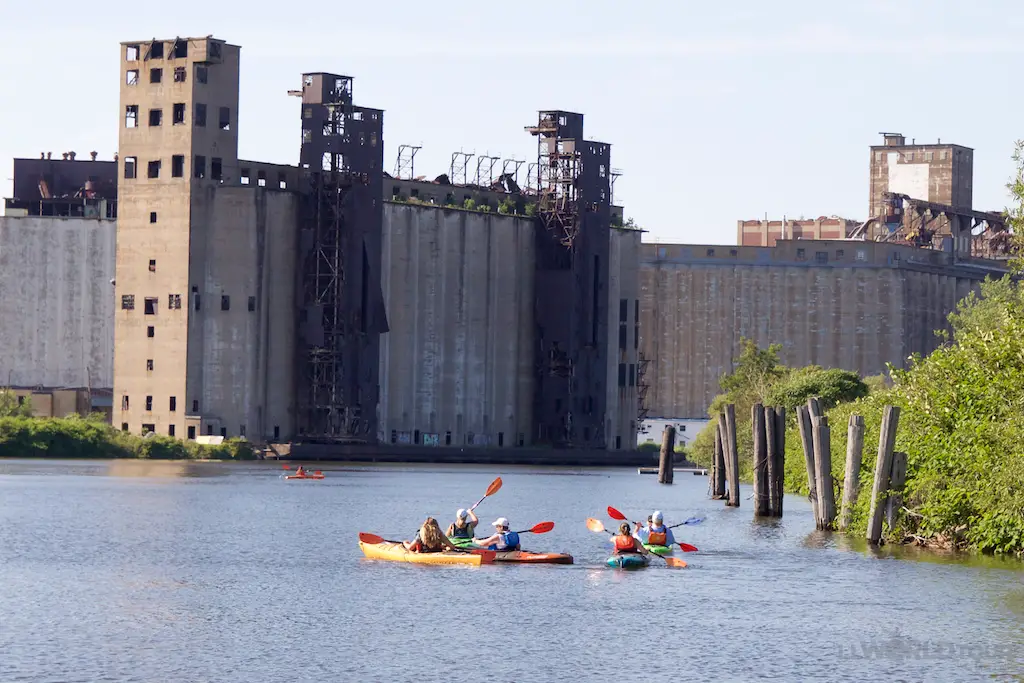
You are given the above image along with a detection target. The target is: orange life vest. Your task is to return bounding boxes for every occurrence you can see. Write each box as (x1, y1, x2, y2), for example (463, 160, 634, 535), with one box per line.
(648, 528, 667, 545)
(613, 534, 639, 553)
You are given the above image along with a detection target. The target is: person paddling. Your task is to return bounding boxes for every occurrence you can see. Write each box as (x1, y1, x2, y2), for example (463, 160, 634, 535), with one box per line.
(405, 517, 461, 554)
(294, 465, 306, 477)
(473, 517, 521, 551)
(634, 510, 677, 547)
(446, 508, 479, 541)
(611, 522, 649, 556)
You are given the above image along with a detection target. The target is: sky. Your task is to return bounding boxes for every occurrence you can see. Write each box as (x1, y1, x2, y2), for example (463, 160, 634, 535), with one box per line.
(2, 0, 1023, 244)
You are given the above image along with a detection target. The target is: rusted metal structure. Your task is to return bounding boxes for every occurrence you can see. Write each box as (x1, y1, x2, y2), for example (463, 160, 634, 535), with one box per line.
(526, 111, 612, 447)
(295, 73, 388, 442)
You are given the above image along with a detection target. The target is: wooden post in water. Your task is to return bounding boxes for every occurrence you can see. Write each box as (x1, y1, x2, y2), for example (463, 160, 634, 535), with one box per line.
(725, 404, 740, 507)
(764, 406, 780, 516)
(811, 413, 837, 529)
(797, 405, 818, 522)
(752, 403, 770, 516)
(885, 451, 908, 531)
(658, 425, 676, 484)
(839, 414, 865, 532)
(774, 407, 786, 517)
(719, 411, 733, 502)
(712, 422, 727, 499)
(867, 405, 901, 544)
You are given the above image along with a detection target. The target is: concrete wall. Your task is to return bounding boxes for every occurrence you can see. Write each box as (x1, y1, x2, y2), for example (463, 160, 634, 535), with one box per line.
(0, 216, 115, 389)
(605, 227, 641, 449)
(379, 204, 534, 447)
(638, 418, 710, 447)
(640, 240, 1005, 418)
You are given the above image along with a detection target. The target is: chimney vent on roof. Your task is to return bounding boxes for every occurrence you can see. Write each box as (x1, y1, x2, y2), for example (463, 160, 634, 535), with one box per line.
(62, 152, 69, 160)
(46, 152, 52, 160)
(69, 151, 77, 161)
(90, 151, 98, 161)
(40, 152, 45, 159)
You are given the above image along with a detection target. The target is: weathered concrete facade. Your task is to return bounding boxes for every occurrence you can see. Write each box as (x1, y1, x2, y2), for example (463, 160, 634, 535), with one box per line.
(379, 205, 535, 447)
(0, 216, 115, 389)
(869, 133, 973, 218)
(605, 227, 642, 449)
(640, 239, 1006, 418)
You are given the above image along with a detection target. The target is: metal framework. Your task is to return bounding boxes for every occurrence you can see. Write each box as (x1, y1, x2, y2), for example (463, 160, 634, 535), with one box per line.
(449, 151, 473, 186)
(393, 144, 421, 180)
(501, 158, 525, 188)
(295, 73, 387, 443)
(636, 348, 651, 427)
(474, 154, 500, 186)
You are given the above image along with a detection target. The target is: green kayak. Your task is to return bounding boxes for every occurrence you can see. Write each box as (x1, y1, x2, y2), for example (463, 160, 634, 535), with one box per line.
(449, 536, 477, 548)
(644, 544, 674, 555)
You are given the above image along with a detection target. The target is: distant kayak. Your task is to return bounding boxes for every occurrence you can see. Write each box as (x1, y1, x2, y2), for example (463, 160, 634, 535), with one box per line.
(359, 540, 492, 565)
(606, 553, 650, 569)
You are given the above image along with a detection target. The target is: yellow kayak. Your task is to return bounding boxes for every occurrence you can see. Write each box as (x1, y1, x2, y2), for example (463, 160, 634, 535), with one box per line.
(358, 540, 493, 565)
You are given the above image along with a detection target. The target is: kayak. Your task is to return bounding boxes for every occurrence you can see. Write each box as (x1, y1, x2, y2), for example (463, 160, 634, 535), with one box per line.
(284, 474, 324, 480)
(644, 544, 674, 555)
(449, 536, 476, 548)
(359, 540, 492, 565)
(606, 553, 651, 569)
(493, 550, 574, 565)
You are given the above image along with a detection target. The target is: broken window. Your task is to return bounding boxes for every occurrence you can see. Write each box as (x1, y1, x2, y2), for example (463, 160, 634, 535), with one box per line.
(173, 39, 187, 59)
(796, 248, 806, 261)
(148, 259, 156, 272)
(219, 107, 230, 131)
(301, 130, 312, 144)
(147, 160, 160, 178)
(145, 396, 153, 411)
(147, 326, 155, 338)
(168, 425, 176, 437)
(170, 396, 177, 411)
(257, 170, 266, 187)
(240, 168, 250, 185)
(126, 44, 140, 61)
(706, 248, 715, 257)
(239, 424, 246, 437)
(195, 103, 207, 127)
(149, 41, 164, 59)
(146, 359, 153, 371)
(194, 293, 201, 310)
(815, 251, 828, 264)
(149, 108, 162, 126)
(124, 156, 137, 179)
(150, 211, 157, 223)
(144, 297, 158, 315)
(126, 69, 139, 86)
(121, 294, 135, 310)
(174, 66, 186, 83)
(278, 173, 287, 189)
(125, 105, 138, 128)
(150, 68, 162, 84)
(248, 296, 256, 312)
(187, 426, 196, 439)
(173, 103, 185, 124)
(172, 155, 184, 178)
(618, 363, 626, 387)
(122, 395, 130, 410)
(192, 399, 199, 412)
(194, 155, 206, 179)
(211, 158, 222, 180)
(196, 65, 208, 84)
(599, 164, 607, 178)
(221, 295, 230, 311)
(122, 423, 129, 431)
(169, 294, 181, 309)
(209, 41, 222, 59)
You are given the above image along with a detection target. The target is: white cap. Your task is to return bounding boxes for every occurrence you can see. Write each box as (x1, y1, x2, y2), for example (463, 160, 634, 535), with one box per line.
(456, 508, 468, 520)
(652, 510, 664, 523)
(492, 517, 509, 528)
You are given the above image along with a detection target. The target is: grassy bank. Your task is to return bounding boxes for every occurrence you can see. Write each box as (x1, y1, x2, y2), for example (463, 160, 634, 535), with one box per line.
(690, 275, 1024, 558)
(0, 415, 257, 460)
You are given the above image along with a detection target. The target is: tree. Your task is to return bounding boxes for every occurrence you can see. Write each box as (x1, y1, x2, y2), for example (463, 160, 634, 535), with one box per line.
(765, 366, 868, 413)
(0, 390, 33, 418)
(717, 338, 785, 405)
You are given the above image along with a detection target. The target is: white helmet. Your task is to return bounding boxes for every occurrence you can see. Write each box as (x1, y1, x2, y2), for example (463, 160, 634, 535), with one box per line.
(456, 508, 468, 520)
(492, 517, 509, 529)
(652, 510, 664, 524)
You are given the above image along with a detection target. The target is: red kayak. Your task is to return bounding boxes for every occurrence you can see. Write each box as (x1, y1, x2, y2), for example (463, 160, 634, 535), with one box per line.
(493, 550, 573, 564)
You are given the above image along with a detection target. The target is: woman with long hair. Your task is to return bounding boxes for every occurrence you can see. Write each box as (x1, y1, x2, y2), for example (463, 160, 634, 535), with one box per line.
(405, 517, 461, 553)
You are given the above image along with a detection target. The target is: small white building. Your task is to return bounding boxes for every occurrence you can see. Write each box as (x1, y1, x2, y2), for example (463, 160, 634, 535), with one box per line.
(638, 417, 710, 448)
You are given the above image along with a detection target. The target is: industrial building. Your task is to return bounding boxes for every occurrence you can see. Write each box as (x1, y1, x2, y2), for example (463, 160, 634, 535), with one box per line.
(0, 35, 642, 453)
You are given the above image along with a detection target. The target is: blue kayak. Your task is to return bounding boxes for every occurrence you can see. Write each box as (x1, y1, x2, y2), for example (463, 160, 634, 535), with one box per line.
(606, 553, 650, 569)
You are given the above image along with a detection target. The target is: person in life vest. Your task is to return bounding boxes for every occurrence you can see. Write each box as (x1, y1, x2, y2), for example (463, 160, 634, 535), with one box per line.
(473, 517, 521, 551)
(294, 465, 306, 477)
(404, 517, 461, 553)
(611, 522, 650, 556)
(635, 510, 677, 547)
(446, 508, 478, 541)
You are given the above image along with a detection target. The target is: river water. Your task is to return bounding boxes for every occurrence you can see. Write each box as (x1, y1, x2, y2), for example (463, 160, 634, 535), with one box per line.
(0, 459, 1021, 682)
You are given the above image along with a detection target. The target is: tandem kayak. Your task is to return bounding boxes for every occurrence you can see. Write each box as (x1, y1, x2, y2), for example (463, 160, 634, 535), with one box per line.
(284, 474, 324, 480)
(606, 553, 651, 569)
(359, 540, 493, 565)
(644, 544, 673, 555)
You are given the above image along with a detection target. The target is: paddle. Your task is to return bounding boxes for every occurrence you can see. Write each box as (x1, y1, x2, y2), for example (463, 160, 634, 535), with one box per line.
(358, 532, 496, 561)
(468, 477, 503, 512)
(607, 506, 699, 552)
(513, 521, 554, 535)
(585, 519, 686, 568)
(282, 464, 291, 469)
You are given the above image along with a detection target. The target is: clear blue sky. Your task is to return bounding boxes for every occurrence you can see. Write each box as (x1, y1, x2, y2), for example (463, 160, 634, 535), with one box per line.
(2, 0, 1022, 244)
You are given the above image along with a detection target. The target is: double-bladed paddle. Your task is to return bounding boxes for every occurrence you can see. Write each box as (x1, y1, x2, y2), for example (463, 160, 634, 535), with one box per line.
(606, 506, 699, 552)
(468, 477, 503, 512)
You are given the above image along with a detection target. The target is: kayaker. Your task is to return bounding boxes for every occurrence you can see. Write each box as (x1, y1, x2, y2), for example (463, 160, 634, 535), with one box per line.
(635, 510, 677, 547)
(405, 517, 461, 554)
(446, 508, 479, 540)
(611, 522, 649, 556)
(473, 517, 521, 551)
(294, 465, 306, 477)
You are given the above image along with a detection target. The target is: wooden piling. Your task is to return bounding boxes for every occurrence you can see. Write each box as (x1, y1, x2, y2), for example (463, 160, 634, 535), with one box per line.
(838, 414, 865, 532)
(764, 406, 781, 517)
(712, 422, 727, 499)
(773, 407, 786, 517)
(658, 425, 676, 484)
(885, 451, 908, 531)
(724, 404, 740, 507)
(752, 403, 770, 516)
(811, 414, 837, 529)
(867, 405, 901, 544)
(797, 406, 819, 522)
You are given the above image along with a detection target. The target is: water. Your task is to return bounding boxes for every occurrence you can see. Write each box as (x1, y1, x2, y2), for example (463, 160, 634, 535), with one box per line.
(0, 459, 1021, 683)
